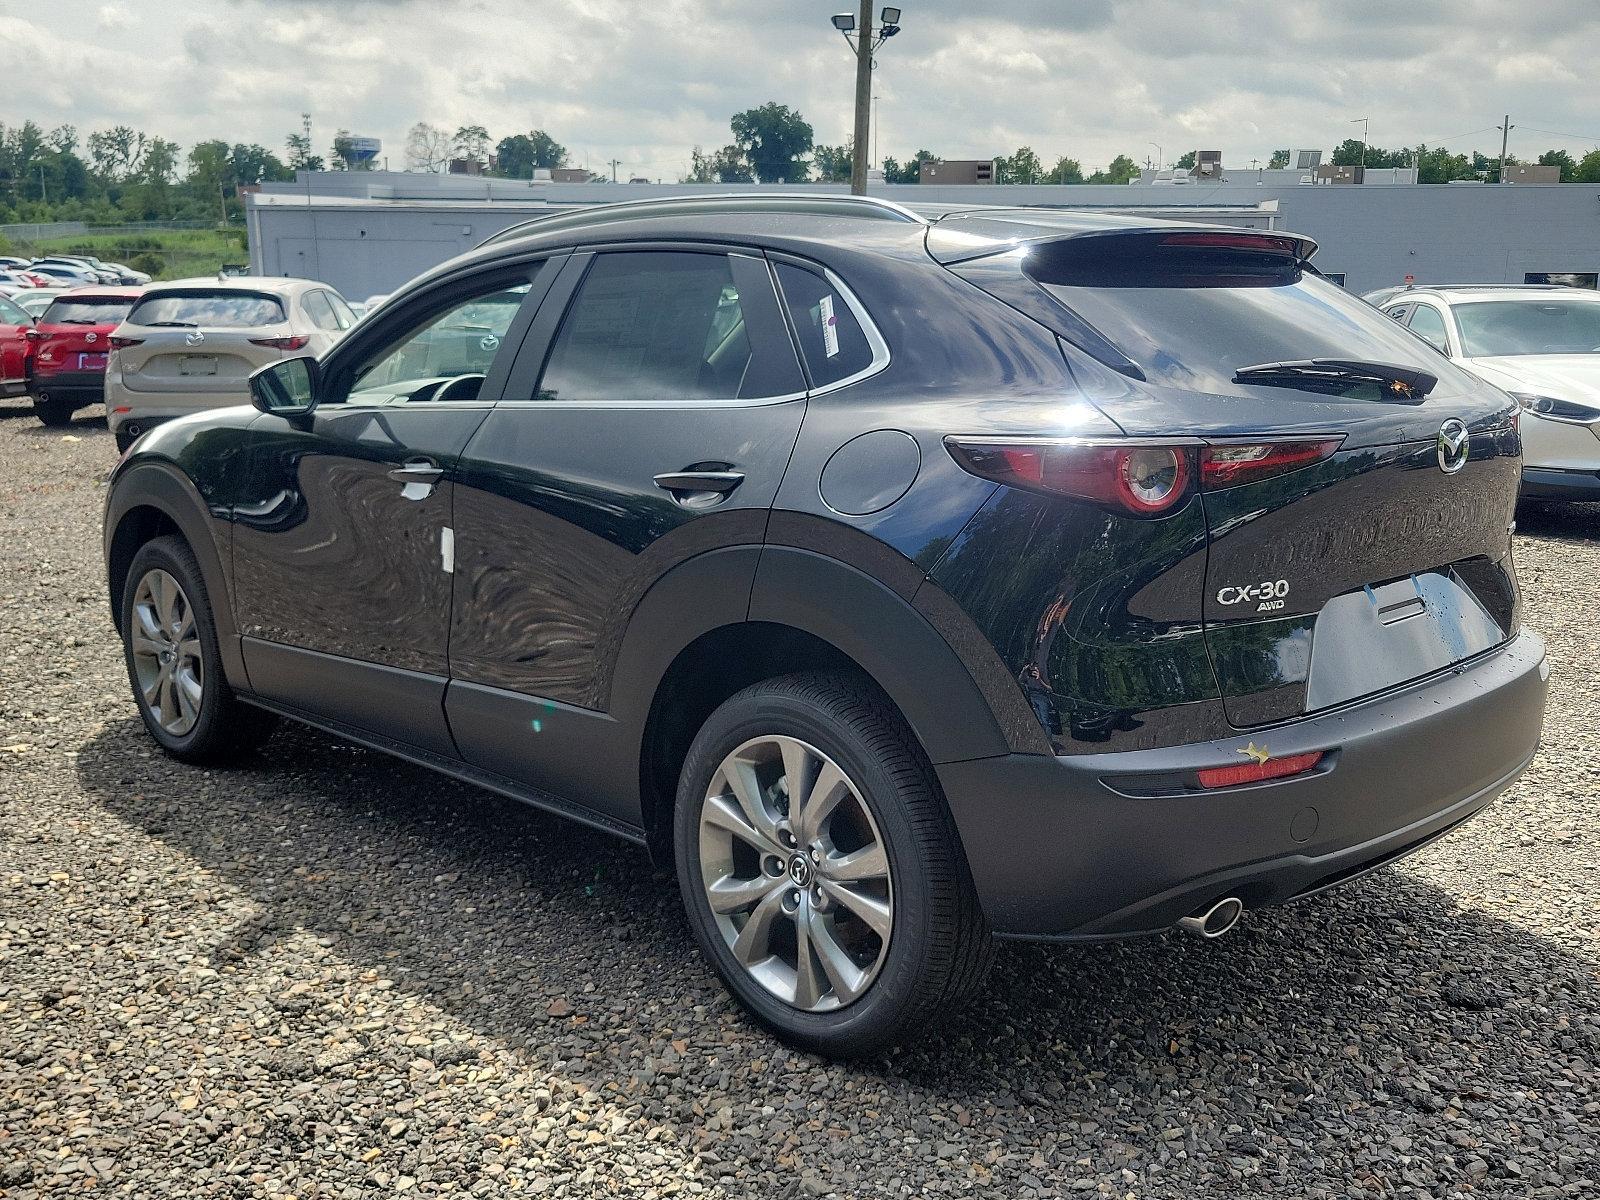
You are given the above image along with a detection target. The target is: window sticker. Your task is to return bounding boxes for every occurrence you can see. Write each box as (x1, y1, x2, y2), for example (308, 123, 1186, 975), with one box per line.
(819, 294, 840, 358)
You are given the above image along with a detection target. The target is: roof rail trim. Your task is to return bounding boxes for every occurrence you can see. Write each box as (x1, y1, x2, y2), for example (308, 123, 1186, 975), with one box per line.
(474, 193, 927, 249)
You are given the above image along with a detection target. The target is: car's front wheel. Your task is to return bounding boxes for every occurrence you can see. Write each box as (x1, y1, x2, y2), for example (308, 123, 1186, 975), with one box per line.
(674, 672, 991, 1057)
(120, 535, 277, 762)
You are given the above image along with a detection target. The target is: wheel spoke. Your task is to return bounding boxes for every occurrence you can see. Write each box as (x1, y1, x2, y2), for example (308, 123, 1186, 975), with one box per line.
(825, 842, 888, 884)
(706, 871, 779, 915)
(730, 887, 788, 966)
(820, 878, 893, 941)
(152, 572, 176, 628)
(176, 670, 203, 723)
(130, 631, 164, 659)
(141, 665, 166, 709)
(158, 672, 180, 728)
(793, 760, 848, 845)
(702, 793, 780, 854)
(177, 637, 202, 663)
(134, 600, 163, 643)
(807, 911, 869, 1003)
(725, 757, 784, 846)
(792, 905, 826, 1009)
(778, 738, 819, 820)
(176, 607, 196, 643)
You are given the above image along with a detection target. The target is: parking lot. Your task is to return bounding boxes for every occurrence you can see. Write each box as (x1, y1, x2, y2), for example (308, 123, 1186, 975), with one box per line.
(2, 400, 1597, 1198)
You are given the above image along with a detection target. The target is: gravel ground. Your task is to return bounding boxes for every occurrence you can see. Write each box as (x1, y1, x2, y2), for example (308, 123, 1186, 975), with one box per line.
(2, 398, 1597, 1199)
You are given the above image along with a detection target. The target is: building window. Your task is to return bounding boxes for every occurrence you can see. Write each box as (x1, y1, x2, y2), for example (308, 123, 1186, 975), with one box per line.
(1525, 272, 1598, 289)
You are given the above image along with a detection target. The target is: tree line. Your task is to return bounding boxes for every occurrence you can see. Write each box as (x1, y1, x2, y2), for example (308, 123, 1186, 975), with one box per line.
(7, 104, 1597, 234)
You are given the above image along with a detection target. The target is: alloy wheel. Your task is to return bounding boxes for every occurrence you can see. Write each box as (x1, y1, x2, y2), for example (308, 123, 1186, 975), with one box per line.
(129, 568, 204, 736)
(697, 735, 893, 1012)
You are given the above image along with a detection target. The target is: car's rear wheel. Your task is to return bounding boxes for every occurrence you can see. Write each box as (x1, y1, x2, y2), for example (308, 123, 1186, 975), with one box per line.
(33, 393, 74, 427)
(121, 536, 277, 762)
(674, 672, 991, 1057)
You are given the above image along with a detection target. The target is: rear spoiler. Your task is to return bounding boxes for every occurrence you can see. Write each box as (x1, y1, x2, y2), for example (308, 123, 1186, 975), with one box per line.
(927, 219, 1318, 267)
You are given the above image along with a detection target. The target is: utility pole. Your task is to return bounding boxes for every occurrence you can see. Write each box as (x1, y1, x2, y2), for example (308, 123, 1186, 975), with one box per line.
(1352, 117, 1369, 168)
(850, 0, 874, 195)
(872, 93, 881, 171)
(1499, 114, 1514, 182)
(609, 158, 621, 183)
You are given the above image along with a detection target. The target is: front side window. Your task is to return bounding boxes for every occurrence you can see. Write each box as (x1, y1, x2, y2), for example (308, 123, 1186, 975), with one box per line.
(345, 281, 532, 404)
(774, 262, 876, 388)
(127, 291, 285, 328)
(537, 252, 763, 402)
(1453, 299, 1600, 357)
(1406, 304, 1451, 354)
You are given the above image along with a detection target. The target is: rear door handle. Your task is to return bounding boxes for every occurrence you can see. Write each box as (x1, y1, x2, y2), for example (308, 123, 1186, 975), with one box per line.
(653, 470, 745, 495)
(389, 458, 444, 501)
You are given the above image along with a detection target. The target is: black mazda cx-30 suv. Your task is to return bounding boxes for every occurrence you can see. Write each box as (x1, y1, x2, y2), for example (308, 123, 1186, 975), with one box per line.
(105, 195, 1547, 1056)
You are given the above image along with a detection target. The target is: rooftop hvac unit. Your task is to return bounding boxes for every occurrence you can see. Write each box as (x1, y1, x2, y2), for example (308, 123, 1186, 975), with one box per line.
(1192, 149, 1223, 177)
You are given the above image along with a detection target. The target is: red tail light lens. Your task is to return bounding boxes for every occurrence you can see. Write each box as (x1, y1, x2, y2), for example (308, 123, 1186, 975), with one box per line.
(1197, 751, 1324, 790)
(249, 335, 310, 350)
(1199, 439, 1341, 489)
(109, 336, 143, 349)
(946, 439, 1193, 517)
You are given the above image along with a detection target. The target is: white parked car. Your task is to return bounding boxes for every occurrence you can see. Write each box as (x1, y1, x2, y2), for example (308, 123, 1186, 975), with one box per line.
(105, 276, 357, 451)
(1381, 285, 1600, 501)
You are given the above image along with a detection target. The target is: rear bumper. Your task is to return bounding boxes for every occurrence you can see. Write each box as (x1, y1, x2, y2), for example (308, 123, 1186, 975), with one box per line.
(31, 371, 106, 402)
(1522, 466, 1600, 501)
(938, 630, 1549, 939)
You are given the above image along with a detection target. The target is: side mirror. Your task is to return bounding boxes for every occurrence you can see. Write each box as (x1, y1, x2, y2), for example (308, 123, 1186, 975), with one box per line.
(250, 355, 320, 417)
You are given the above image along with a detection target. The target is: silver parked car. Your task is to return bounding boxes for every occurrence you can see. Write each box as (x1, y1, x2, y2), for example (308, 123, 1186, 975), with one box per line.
(105, 276, 357, 450)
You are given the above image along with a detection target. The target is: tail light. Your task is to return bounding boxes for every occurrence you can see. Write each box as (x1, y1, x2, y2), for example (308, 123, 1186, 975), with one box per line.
(1197, 750, 1324, 789)
(250, 334, 310, 350)
(24, 328, 40, 342)
(946, 435, 1342, 517)
(1199, 439, 1341, 489)
(109, 336, 143, 349)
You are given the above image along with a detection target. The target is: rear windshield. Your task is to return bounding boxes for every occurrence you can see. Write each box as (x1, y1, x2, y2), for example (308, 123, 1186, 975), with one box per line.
(1029, 242, 1455, 397)
(127, 291, 286, 328)
(40, 297, 135, 325)
(1452, 299, 1600, 357)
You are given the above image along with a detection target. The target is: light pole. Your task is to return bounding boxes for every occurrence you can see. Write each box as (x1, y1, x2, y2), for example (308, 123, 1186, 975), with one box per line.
(1148, 142, 1163, 171)
(831, 6, 903, 195)
(1352, 116, 1369, 169)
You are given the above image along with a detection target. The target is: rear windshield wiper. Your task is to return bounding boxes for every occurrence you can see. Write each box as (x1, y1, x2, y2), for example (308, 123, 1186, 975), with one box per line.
(1233, 359, 1438, 402)
(143, 320, 198, 328)
(57, 318, 99, 325)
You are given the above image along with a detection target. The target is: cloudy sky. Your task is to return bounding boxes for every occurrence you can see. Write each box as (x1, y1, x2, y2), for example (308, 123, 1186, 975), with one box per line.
(5, 0, 1600, 176)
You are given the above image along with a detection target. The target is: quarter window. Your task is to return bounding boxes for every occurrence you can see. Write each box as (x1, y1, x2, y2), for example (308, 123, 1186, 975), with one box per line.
(344, 281, 532, 405)
(537, 252, 766, 402)
(774, 263, 876, 388)
(1406, 305, 1451, 354)
(303, 291, 341, 332)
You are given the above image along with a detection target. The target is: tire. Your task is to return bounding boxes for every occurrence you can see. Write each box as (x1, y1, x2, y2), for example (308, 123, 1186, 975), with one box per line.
(673, 671, 992, 1058)
(33, 393, 75, 427)
(120, 535, 278, 763)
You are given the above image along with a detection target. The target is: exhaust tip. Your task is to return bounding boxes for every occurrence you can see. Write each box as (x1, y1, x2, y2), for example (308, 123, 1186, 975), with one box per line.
(1177, 896, 1244, 939)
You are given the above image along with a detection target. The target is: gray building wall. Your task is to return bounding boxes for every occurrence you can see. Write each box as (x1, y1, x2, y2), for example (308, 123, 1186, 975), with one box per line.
(247, 172, 1600, 300)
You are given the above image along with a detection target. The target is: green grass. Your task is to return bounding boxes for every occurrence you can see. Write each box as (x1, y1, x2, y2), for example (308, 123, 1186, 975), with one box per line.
(29, 228, 249, 282)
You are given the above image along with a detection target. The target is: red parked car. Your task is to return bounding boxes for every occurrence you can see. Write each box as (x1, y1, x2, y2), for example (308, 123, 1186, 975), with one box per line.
(0, 293, 33, 399)
(28, 286, 142, 427)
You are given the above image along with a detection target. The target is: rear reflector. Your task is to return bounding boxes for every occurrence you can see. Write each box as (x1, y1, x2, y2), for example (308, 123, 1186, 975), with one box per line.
(1200, 439, 1341, 489)
(249, 334, 310, 350)
(1197, 751, 1324, 790)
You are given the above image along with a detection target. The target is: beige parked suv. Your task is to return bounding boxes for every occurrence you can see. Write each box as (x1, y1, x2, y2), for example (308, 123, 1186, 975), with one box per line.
(106, 276, 356, 450)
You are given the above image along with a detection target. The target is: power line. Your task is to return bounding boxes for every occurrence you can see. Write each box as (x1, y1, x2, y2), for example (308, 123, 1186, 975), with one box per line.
(1521, 125, 1600, 145)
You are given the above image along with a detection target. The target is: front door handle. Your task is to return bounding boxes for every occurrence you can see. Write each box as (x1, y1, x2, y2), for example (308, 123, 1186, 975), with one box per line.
(389, 459, 443, 501)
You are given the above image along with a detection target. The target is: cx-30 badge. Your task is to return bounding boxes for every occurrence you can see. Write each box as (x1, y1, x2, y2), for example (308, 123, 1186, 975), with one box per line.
(1437, 419, 1470, 475)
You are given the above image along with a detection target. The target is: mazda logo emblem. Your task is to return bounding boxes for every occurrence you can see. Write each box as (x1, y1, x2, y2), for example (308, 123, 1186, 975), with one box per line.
(186, 331, 205, 346)
(85, 331, 97, 343)
(1437, 419, 1470, 475)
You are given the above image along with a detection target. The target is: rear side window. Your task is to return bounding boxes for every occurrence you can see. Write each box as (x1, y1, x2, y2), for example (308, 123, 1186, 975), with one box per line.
(537, 251, 771, 402)
(303, 291, 341, 331)
(40, 297, 135, 325)
(127, 291, 286, 328)
(1029, 239, 1456, 397)
(1405, 304, 1451, 354)
(774, 263, 875, 388)
(326, 292, 356, 330)
(0, 296, 28, 326)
